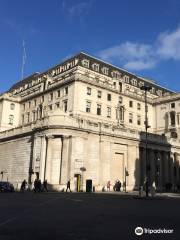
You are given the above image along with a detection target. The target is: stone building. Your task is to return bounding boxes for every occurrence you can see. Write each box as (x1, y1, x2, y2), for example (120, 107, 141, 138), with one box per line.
(0, 52, 180, 191)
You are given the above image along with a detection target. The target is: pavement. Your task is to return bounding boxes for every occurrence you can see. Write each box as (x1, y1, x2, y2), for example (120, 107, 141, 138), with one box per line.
(0, 192, 180, 240)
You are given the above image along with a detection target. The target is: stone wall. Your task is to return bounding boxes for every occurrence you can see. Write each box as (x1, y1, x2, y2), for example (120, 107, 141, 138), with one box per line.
(0, 136, 32, 189)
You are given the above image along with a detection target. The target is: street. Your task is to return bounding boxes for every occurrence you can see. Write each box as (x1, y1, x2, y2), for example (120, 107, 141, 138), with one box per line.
(0, 192, 179, 240)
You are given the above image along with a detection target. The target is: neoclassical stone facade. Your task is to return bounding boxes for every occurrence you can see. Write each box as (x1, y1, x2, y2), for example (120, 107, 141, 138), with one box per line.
(0, 52, 180, 191)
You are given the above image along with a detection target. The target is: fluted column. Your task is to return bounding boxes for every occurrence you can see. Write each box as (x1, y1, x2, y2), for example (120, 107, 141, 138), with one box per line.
(149, 149, 155, 186)
(139, 147, 144, 186)
(141, 147, 146, 184)
(169, 152, 174, 185)
(59, 136, 72, 185)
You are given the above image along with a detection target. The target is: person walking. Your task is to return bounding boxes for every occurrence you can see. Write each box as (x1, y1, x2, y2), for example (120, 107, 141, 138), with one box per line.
(43, 180, 48, 192)
(66, 180, 71, 192)
(34, 179, 38, 193)
(107, 180, 111, 191)
(37, 179, 42, 192)
(20, 179, 27, 192)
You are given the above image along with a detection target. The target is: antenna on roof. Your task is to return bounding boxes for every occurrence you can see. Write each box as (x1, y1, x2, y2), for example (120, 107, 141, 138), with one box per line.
(21, 40, 27, 80)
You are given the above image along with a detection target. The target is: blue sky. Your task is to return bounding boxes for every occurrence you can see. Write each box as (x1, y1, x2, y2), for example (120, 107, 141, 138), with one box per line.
(1, 0, 180, 93)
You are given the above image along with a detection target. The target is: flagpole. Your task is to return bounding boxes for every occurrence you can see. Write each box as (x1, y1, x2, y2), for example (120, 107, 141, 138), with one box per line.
(21, 40, 26, 79)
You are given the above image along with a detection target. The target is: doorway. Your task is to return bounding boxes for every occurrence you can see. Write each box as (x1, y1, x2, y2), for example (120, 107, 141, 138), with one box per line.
(74, 174, 81, 192)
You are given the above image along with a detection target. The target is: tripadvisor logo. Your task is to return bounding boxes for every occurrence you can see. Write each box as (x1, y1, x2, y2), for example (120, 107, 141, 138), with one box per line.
(135, 227, 174, 236)
(135, 227, 143, 236)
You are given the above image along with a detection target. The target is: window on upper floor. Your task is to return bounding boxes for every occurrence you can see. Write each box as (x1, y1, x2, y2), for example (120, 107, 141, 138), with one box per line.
(119, 106, 124, 121)
(49, 105, 53, 111)
(137, 115, 141, 125)
(129, 113, 133, 124)
(124, 75, 129, 83)
(41, 95, 44, 103)
(57, 90, 60, 98)
(137, 103, 141, 110)
(64, 101, 68, 112)
(23, 103, 25, 111)
(56, 102, 60, 108)
(9, 115, 14, 125)
(28, 101, 31, 108)
(92, 63, 99, 72)
(34, 99, 37, 107)
(131, 78, 137, 86)
(119, 82, 122, 92)
(170, 111, 176, 126)
(107, 93, 111, 101)
(112, 71, 121, 79)
(107, 107, 111, 118)
(102, 67, 109, 75)
(82, 59, 89, 68)
(97, 104, 101, 115)
(97, 90, 102, 98)
(10, 103, 15, 110)
(49, 93, 53, 101)
(65, 87, 68, 95)
(86, 101, 91, 113)
(129, 101, 133, 108)
(171, 103, 175, 108)
(87, 87, 91, 95)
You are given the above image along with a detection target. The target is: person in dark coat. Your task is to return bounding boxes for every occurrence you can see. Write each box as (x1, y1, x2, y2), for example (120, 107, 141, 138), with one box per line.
(34, 179, 38, 193)
(20, 180, 27, 192)
(43, 180, 48, 192)
(37, 179, 42, 192)
(66, 180, 71, 192)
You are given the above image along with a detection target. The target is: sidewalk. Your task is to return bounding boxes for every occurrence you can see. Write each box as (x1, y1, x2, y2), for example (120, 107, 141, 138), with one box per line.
(95, 190, 180, 199)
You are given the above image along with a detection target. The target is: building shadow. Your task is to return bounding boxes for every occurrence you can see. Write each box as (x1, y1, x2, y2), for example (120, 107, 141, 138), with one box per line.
(134, 131, 180, 193)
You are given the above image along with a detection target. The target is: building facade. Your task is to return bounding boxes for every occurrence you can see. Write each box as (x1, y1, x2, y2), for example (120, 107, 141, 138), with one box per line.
(0, 52, 180, 191)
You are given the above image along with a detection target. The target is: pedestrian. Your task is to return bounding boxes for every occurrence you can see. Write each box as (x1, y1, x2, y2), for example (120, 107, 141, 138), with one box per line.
(66, 180, 71, 192)
(43, 180, 48, 192)
(34, 179, 38, 193)
(37, 179, 42, 192)
(107, 181, 111, 191)
(113, 181, 117, 191)
(20, 179, 27, 192)
(118, 181, 122, 192)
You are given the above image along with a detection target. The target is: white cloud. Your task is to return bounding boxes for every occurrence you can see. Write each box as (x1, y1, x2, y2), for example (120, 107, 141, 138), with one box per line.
(98, 26, 180, 71)
(62, 0, 92, 18)
(157, 27, 180, 60)
(124, 60, 156, 71)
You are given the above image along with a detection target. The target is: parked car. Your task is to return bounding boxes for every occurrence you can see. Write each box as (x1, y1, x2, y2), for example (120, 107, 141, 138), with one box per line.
(0, 181, 14, 192)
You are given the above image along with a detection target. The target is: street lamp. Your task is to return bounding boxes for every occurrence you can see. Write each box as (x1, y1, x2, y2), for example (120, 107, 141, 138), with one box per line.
(140, 85, 152, 197)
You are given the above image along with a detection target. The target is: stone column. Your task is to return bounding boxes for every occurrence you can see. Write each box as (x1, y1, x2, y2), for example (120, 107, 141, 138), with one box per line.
(139, 147, 144, 186)
(141, 147, 146, 185)
(149, 149, 155, 186)
(157, 151, 163, 191)
(127, 145, 139, 190)
(169, 152, 174, 186)
(44, 136, 54, 184)
(162, 151, 170, 189)
(59, 136, 71, 185)
(39, 135, 47, 181)
(174, 153, 180, 187)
